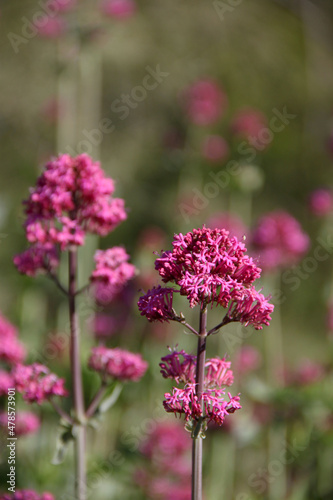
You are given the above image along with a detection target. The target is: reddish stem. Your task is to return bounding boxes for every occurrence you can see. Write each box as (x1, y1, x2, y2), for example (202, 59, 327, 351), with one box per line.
(192, 304, 207, 500)
(69, 248, 87, 500)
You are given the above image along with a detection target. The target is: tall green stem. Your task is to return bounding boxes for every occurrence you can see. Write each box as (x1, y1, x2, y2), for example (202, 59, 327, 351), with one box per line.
(69, 248, 86, 500)
(192, 305, 207, 500)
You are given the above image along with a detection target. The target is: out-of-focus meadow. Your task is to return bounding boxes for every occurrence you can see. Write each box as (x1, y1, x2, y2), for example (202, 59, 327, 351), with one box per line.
(1, 0, 333, 499)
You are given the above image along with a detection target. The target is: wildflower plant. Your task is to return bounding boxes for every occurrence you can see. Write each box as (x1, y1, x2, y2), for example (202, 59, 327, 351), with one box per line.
(138, 226, 274, 500)
(12, 154, 148, 500)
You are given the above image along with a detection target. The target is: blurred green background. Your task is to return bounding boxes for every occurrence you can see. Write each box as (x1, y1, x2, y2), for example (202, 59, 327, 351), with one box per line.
(1, 0, 333, 499)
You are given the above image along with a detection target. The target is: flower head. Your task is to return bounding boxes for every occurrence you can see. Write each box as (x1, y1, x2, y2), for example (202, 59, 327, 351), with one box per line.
(13, 363, 68, 404)
(88, 346, 148, 382)
(13, 243, 59, 277)
(0, 411, 40, 436)
(100, 0, 136, 19)
(0, 370, 14, 396)
(183, 79, 227, 126)
(138, 286, 175, 322)
(36, 17, 67, 38)
(155, 226, 261, 308)
(309, 188, 333, 216)
(0, 491, 54, 500)
(252, 211, 309, 271)
(201, 135, 229, 163)
(23, 154, 126, 251)
(231, 108, 267, 141)
(0, 313, 26, 365)
(90, 247, 136, 299)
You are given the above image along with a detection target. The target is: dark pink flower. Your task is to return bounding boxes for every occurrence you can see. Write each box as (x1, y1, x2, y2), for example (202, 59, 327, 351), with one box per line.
(154, 227, 263, 309)
(291, 359, 325, 386)
(0, 370, 14, 396)
(13, 243, 59, 277)
(36, 16, 67, 38)
(231, 108, 267, 141)
(13, 363, 68, 404)
(183, 79, 227, 126)
(100, 0, 136, 19)
(23, 154, 127, 251)
(201, 135, 229, 163)
(0, 313, 26, 365)
(252, 211, 310, 271)
(206, 212, 247, 240)
(140, 422, 190, 459)
(0, 411, 40, 436)
(88, 346, 148, 382)
(138, 286, 175, 322)
(205, 357, 234, 387)
(226, 287, 274, 330)
(90, 247, 136, 297)
(0, 491, 54, 500)
(163, 384, 241, 426)
(309, 188, 333, 216)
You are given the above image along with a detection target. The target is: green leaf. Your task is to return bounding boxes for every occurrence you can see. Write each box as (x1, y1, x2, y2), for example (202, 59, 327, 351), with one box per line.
(51, 427, 74, 465)
(99, 383, 123, 414)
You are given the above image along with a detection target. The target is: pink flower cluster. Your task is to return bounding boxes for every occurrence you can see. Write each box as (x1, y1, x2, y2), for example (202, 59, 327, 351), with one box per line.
(0, 313, 26, 365)
(161, 350, 239, 426)
(0, 492, 54, 500)
(160, 349, 233, 388)
(138, 286, 175, 322)
(22, 154, 126, 251)
(0, 411, 40, 436)
(141, 226, 273, 330)
(309, 188, 333, 217)
(183, 79, 227, 126)
(163, 384, 241, 426)
(100, 0, 136, 19)
(13, 363, 68, 404)
(135, 422, 191, 500)
(231, 108, 267, 141)
(13, 243, 59, 277)
(90, 248, 136, 298)
(88, 346, 148, 382)
(0, 370, 14, 396)
(252, 211, 310, 271)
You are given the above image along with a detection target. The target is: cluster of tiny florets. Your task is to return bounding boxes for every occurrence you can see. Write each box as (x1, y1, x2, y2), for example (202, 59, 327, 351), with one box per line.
(137, 286, 175, 322)
(88, 346, 148, 382)
(90, 247, 136, 297)
(13, 363, 68, 404)
(0, 313, 26, 365)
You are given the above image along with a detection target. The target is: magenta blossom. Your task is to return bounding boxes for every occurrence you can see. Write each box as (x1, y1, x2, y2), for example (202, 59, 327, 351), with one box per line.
(100, 0, 136, 19)
(36, 17, 67, 38)
(231, 108, 267, 141)
(234, 345, 262, 376)
(0, 492, 54, 500)
(138, 286, 176, 322)
(183, 79, 227, 126)
(88, 346, 148, 382)
(163, 384, 241, 426)
(0, 370, 14, 396)
(22, 154, 127, 251)
(90, 247, 136, 298)
(309, 188, 333, 216)
(0, 411, 40, 436)
(13, 363, 68, 404)
(13, 243, 59, 277)
(160, 350, 233, 387)
(88, 313, 119, 339)
(0, 313, 26, 365)
(252, 211, 310, 271)
(201, 135, 229, 163)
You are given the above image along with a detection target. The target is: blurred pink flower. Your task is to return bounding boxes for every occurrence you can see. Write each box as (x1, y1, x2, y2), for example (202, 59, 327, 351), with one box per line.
(0, 313, 26, 365)
(13, 363, 68, 404)
(0, 491, 54, 500)
(292, 359, 325, 386)
(201, 135, 229, 163)
(90, 247, 136, 297)
(88, 313, 119, 339)
(22, 154, 127, 251)
(183, 79, 227, 126)
(231, 108, 267, 140)
(0, 411, 40, 436)
(48, 0, 77, 12)
(234, 345, 262, 376)
(100, 0, 136, 19)
(13, 243, 59, 277)
(309, 188, 333, 216)
(0, 370, 14, 396)
(206, 212, 247, 240)
(37, 16, 67, 38)
(88, 346, 148, 382)
(252, 211, 310, 271)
